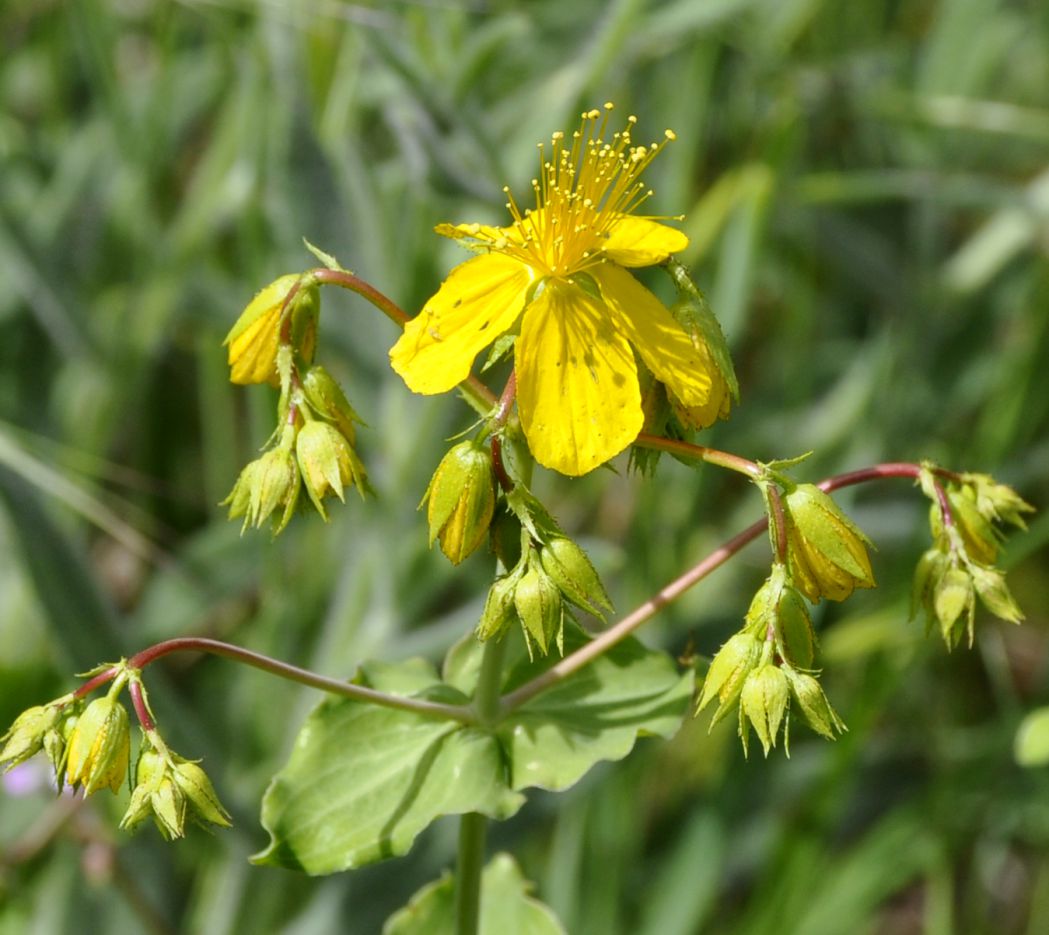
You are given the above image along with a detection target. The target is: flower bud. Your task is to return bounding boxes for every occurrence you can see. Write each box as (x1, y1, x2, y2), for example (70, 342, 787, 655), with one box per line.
(172, 759, 232, 830)
(477, 572, 521, 642)
(514, 561, 564, 657)
(65, 697, 130, 795)
(121, 746, 167, 833)
(970, 564, 1023, 624)
(122, 739, 231, 839)
(301, 365, 362, 444)
(963, 473, 1035, 530)
(539, 535, 612, 618)
(43, 706, 80, 779)
(296, 420, 366, 518)
(784, 669, 846, 740)
(740, 664, 790, 756)
(911, 547, 950, 625)
(221, 457, 262, 526)
(745, 565, 814, 669)
(781, 484, 876, 603)
(225, 275, 319, 386)
(424, 441, 496, 565)
(696, 631, 763, 726)
(934, 565, 975, 648)
(232, 439, 301, 535)
(150, 775, 187, 840)
(0, 704, 62, 771)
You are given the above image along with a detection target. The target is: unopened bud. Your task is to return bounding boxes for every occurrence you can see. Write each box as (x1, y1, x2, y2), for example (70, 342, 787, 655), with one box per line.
(540, 535, 612, 618)
(781, 484, 876, 603)
(785, 669, 846, 740)
(477, 573, 521, 642)
(696, 631, 762, 726)
(296, 420, 366, 517)
(222, 458, 261, 525)
(970, 564, 1023, 624)
(65, 697, 130, 795)
(0, 704, 62, 771)
(514, 562, 563, 657)
(740, 664, 790, 756)
(301, 365, 362, 444)
(172, 759, 232, 829)
(122, 738, 231, 839)
(934, 565, 975, 648)
(963, 473, 1035, 530)
(424, 441, 496, 565)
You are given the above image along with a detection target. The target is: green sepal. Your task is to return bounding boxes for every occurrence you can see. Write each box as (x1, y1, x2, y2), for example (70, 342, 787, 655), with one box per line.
(303, 238, 347, 272)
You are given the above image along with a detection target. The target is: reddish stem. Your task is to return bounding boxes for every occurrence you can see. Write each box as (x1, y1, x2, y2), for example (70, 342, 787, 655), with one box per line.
(766, 483, 789, 563)
(73, 667, 120, 700)
(491, 436, 514, 493)
(128, 680, 155, 732)
(126, 638, 476, 724)
(490, 371, 519, 493)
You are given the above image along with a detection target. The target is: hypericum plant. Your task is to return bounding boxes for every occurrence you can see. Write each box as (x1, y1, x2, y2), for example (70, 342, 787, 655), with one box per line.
(2, 104, 1034, 934)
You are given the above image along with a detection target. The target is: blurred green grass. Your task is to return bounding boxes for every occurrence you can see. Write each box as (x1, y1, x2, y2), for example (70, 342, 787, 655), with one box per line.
(1, 0, 1048, 932)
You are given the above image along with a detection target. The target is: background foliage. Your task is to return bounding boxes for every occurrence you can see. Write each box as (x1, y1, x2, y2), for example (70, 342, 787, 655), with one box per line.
(2, 0, 1048, 932)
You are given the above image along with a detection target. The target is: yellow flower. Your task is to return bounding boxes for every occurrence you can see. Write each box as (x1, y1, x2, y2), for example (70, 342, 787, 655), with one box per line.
(390, 105, 713, 476)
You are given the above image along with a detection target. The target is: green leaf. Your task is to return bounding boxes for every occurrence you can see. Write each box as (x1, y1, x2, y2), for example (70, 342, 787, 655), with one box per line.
(253, 658, 524, 874)
(383, 852, 566, 935)
(498, 623, 693, 791)
(1015, 706, 1049, 767)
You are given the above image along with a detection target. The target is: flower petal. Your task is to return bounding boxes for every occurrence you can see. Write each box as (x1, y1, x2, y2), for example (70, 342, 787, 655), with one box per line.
(593, 263, 712, 408)
(390, 253, 533, 394)
(227, 304, 281, 386)
(601, 217, 688, 267)
(516, 280, 643, 476)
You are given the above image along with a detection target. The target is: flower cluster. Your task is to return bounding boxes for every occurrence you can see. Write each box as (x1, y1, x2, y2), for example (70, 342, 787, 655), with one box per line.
(121, 732, 231, 840)
(696, 564, 845, 756)
(913, 465, 1031, 647)
(1, 664, 229, 839)
(223, 274, 367, 534)
(476, 488, 612, 657)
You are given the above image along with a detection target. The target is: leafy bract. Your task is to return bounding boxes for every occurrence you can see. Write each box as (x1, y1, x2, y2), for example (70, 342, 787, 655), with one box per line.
(383, 852, 566, 935)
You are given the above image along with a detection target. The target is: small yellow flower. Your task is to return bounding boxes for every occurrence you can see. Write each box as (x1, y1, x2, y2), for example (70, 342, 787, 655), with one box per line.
(390, 105, 713, 476)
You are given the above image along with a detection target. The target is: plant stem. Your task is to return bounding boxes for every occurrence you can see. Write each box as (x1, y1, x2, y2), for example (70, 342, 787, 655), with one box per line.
(633, 433, 762, 479)
(454, 636, 507, 934)
(500, 460, 928, 712)
(455, 814, 488, 935)
(126, 638, 476, 725)
(73, 667, 121, 700)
